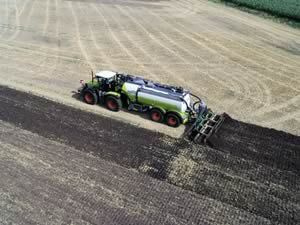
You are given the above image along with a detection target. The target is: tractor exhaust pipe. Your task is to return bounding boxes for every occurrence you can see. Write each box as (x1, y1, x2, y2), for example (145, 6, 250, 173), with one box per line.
(91, 70, 94, 83)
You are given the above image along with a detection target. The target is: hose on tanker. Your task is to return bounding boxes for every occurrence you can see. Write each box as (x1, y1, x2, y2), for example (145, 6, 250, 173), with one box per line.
(190, 93, 202, 112)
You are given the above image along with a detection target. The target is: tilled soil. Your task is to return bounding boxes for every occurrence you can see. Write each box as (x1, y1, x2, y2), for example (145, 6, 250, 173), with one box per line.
(0, 85, 299, 224)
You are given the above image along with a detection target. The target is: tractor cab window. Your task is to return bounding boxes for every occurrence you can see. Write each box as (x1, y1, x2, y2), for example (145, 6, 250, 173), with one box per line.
(99, 77, 115, 91)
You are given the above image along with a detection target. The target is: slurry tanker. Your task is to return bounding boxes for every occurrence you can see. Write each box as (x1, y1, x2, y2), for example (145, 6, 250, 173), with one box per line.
(78, 70, 224, 143)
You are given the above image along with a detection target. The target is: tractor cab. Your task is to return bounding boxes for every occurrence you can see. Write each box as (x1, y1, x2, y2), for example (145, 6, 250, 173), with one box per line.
(95, 71, 118, 92)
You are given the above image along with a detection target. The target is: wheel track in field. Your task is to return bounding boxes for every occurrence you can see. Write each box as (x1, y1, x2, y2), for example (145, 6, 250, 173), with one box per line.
(39, 0, 61, 85)
(187, 0, 300, 44)
(0, 0, 43, 80)
(165, 15, 291, 98)
(115, 5, 228, 107)
(0, 45, 77, 87)
(93, 4, 161, 79)
(140, 6, 269, 110)
(32, 0, 53, 75)
(0, 0, 19, 39)
(6, 0, 55, 81)
(132, 6, 246, 108)
(154, 6, 300, 109)
(69, 1, 95, 71)
(92, 3, 172, 82)
(7, 0, 21, 41)
(182, 0, 300, 66)
(74, 2, 111, 71)
(8, 0, 33, 42)
(172, 1, 300, 119)
(254, 94, 300, 117)
(176, 0, 300, 83)
(156, 30, 244, 108)
(141, 7, 258, 111)
(151, 1, 300, 128)
(260, 107, 300, 126)
(112, 5, 206, 89)
(0, 0, 9, 39)
(178, 0, 300, 64)
(78, 3, 114, 69)
(150, 6, 272, 108)
(0, 38, 136, 66)
(42, 0, 50, 36)
(91, 3, 156, 77)
(176, 0, 300, 77)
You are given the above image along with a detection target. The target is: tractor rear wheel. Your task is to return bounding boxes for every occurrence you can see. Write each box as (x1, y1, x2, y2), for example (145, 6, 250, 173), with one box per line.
(83, 90, 98, 105)
(166, 113, 181, 127)
(149, 108, 164, 123)
(105, 96, 122, 112)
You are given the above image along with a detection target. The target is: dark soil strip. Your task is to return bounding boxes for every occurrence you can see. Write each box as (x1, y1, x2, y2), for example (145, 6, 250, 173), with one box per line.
(0, 85, 178, 180)
(1, 85, 300, 224)
(209, 114, 300, 174)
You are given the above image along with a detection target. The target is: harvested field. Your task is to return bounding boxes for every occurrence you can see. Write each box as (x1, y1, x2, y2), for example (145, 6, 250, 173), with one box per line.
(0, 0, 300, 136)
(0, 86, 299, 224)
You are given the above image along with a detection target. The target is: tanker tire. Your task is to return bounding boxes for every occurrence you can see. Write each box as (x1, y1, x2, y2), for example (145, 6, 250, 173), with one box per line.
(105, 96, 122, 112)
(150, 108, 164, 123)
(83, 90, 98, 105)
(166, 113, 181, 127)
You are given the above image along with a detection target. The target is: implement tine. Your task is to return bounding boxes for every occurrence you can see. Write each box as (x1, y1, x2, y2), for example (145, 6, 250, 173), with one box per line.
(184, 113, 226, 145)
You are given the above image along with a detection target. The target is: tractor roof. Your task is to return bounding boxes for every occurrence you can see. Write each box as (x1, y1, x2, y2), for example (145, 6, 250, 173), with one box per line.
(95, 70, 116, 79)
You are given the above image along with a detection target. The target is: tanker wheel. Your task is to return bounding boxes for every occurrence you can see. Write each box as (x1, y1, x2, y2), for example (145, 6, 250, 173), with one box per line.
(83, 90, 98, 105)
(105, 96, 122, 112)
(150, 109, 164, 123)
(166, 113, 181, 127)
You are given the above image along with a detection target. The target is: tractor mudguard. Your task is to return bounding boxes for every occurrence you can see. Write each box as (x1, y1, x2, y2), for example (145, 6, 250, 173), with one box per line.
(151, 106, 166, 115)
(105, 91, 121, 98)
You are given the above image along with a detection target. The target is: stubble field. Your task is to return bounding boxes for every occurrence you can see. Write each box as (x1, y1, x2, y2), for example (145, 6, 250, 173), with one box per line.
(0, 0, 300, 136)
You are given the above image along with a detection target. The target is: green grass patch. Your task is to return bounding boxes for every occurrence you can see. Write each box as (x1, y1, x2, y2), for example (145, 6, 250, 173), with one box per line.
(210, 0, 300, 28)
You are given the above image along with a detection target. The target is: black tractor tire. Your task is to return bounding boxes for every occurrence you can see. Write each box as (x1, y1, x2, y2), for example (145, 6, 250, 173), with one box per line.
(105, 95, 122, 112)
(149, 108, 164, 123)
(166, 113, 181, 127)
(83, 89, 98, 105)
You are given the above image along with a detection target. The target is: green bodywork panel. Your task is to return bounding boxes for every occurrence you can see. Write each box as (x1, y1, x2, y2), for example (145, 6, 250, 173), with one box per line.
(136, 96, 189, 123)
(86, 80, 101, 89)
(105, 91, 120, 98)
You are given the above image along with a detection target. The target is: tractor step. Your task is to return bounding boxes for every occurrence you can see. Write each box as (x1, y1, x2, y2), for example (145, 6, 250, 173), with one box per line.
(128, 103, 149, 112)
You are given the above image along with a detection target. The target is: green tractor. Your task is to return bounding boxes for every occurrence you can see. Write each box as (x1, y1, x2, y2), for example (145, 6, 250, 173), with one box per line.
(78, 70, 224, 143)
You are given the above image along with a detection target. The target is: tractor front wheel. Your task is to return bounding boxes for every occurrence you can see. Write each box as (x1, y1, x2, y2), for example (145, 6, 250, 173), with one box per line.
(83, 90, 98, 105)
(105, 96, 122, 112)
(166, 113, 181, 127)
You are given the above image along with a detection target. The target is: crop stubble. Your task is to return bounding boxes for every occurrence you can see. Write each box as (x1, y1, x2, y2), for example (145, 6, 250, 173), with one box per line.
(0, 0, 299, 136)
